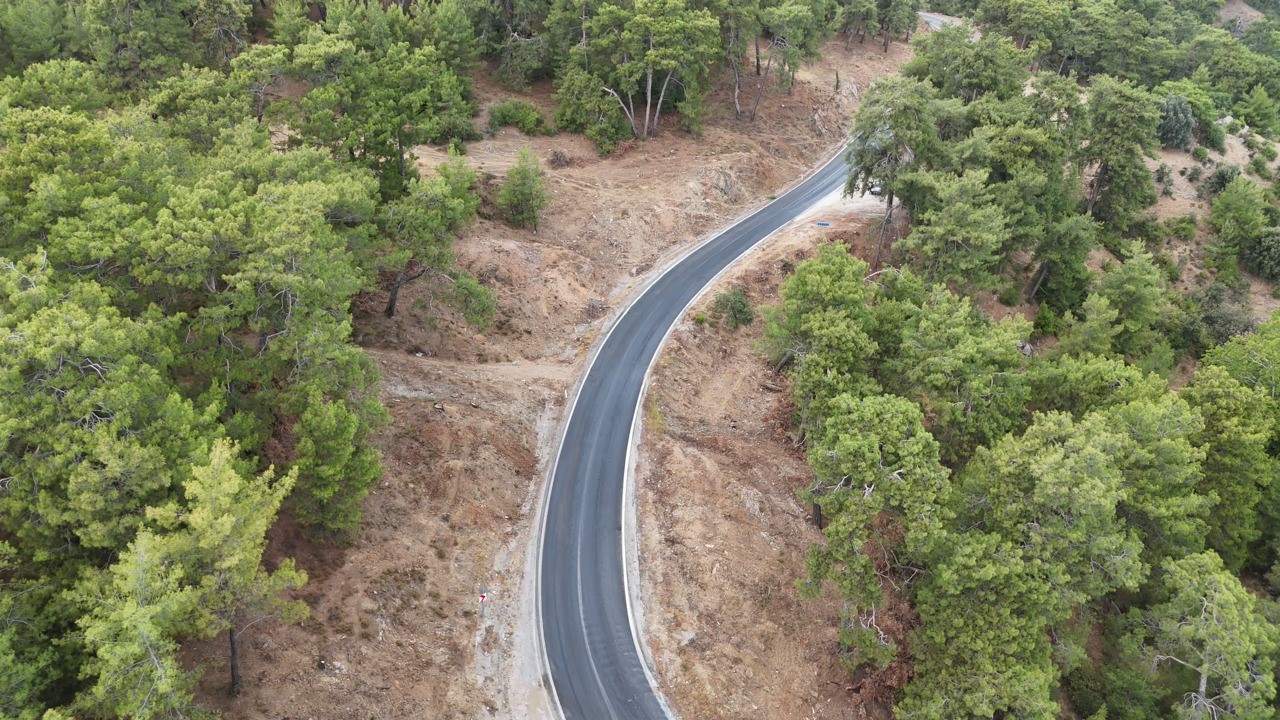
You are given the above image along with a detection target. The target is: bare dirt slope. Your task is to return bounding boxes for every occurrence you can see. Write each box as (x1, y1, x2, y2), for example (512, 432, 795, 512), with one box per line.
(190, 37, 912, 719)
(1144, 131, 1280, 317)
(637, 205, 889, 720)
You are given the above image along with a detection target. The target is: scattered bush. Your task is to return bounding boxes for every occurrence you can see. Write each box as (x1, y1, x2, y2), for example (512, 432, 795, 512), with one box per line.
(1243, 226, 1280, 281)
(1033, 303, 1061, 336)
(497, 146, 549, 230)
(449, 271, 496, 330)
(1207, 241, 1243, 285)
(1128, 215, 1165, 247)
(548, 149, 572, 168)
(487, 99, 554, 136)
(713, 287, 754, 329)
(1202, 163, 1241, 196)
(1189, 281, 1257, 348)
(1153, 250, 1181, 283)
(1186, 164, 1204, 183)
(1248, 154, 1273, 180)
(1164, 213, 1197, 241)
(1192, 145, 1211, 164)
(1154, 163, 1174, 195)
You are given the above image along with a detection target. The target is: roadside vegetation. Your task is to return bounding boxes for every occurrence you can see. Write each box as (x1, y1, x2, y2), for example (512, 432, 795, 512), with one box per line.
(771, 0, 1280, 717)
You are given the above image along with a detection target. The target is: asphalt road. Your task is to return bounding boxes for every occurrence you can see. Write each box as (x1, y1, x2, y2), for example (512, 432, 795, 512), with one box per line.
(918, 11, 949, 28)
(539, 150, 851, 720)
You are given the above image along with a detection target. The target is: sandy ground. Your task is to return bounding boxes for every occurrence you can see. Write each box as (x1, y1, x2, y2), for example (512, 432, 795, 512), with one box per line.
(1220, 0, 1263, 31)
(636, 203, 890, 720)
(1145, 130, 1280, 317)
(189, 36, 913, 719)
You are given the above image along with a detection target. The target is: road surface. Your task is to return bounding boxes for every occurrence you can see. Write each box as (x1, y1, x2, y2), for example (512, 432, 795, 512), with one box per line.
(539, 151, 852, 720)
(918, 11, 951, 29)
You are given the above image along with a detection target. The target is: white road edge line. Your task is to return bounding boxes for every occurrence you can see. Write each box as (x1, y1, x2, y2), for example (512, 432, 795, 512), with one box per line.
(531, 145, 848, 720)
(620, 155, 846, 720)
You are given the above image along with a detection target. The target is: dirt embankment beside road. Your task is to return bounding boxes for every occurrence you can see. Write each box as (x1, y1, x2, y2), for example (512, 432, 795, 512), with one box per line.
(190, 36, 913, 720)
(637, 207, 891, 720)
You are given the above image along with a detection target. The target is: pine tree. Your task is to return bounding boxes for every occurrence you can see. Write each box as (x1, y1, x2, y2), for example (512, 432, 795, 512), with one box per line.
(148, 440, 307, 695)
(498, 146, 550, 230)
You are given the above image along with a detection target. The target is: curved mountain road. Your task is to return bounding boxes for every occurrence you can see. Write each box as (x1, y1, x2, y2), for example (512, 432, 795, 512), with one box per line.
(538, 150, 853, 720)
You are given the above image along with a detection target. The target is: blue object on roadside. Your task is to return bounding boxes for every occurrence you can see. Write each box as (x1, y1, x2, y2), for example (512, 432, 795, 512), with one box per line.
(816, 221, 830, 227)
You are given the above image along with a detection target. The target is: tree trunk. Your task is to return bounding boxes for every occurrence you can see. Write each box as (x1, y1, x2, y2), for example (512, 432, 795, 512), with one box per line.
(642, 36, 655, 137)
(1029, 264, 1050, 299)
(883, 24, 891, 52)
(385, 283, 403, 318)
(772, 349, 793, 374)
(652, 70, 674, 134)
(872, 191, 895, 269)
(1086, 164, 1107, 214)
(385, 265, 427, 318)
(229, 627, 242, 695)
(754, 36, 761, 76)
(749, 51, 775, 122)
(732, 62, 742, 118)
(603, 87, 638, 136)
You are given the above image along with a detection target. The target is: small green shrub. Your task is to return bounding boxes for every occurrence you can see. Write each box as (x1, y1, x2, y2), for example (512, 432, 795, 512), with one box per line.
(713, 287, 754, 329)
(1164, 213, 1197, 241)
(497, 146, 549, 229)
(1033, 303, 1061, 336)
(1244, 226, 1280, 281)
(1186, 164, 1204, 183)
(1248, 154, 1273, 180)
(1128, 215, 1164, 246)
(1190, 281, 1257, 347)
(1192, 145, 1211, 164)
(1207, 241, 1243, 285)
(1203, 164, 1242, 196)
(1261, 142, 1278, 162)
(449, 271, 496, 329)
(487, 100, 554, 136)
(1154, 163, 1174, 195)
(1154, 250, 1180, 283)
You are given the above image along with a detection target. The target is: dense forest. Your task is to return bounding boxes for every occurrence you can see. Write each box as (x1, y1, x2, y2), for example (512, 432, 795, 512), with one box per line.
(12, 0, 1280, 717)
(775, 0, 1280, 718)
(0, 0, 926, 717)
